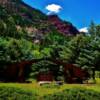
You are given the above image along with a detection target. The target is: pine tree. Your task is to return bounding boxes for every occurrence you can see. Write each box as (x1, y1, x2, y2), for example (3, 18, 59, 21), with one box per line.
(60, 34, 84, 63)
(76, 36, 100, 80)
(88, 21, 96, 36)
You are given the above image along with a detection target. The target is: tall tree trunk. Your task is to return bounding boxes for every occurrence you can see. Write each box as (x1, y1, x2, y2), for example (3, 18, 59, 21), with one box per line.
(92, 68, 95, 81)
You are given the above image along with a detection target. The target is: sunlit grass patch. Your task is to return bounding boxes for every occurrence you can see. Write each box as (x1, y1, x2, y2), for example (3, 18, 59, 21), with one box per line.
(0, 78, 100, 96)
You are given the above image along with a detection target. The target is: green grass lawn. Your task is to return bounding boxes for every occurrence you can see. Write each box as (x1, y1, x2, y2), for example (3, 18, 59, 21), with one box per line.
(0, 78, 100, 96)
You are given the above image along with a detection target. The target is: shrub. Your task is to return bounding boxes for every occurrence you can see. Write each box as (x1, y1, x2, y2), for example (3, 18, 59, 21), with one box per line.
(43, 88, 100, 100)
(0, 86, 38, 100)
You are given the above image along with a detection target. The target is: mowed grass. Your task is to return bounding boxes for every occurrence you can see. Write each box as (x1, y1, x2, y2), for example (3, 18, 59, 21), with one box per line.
(0, 78, 100, 96)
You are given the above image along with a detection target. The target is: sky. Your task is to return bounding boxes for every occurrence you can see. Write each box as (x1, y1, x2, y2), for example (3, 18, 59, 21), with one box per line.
(22, 0, 100, 31)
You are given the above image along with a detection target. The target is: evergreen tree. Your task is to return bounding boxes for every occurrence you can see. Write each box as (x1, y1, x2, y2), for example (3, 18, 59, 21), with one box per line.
(95, 25, 100, 37)
(76, 35, 100, 80)
(88, 21, 96, 36)
(60, 34, 84, 63)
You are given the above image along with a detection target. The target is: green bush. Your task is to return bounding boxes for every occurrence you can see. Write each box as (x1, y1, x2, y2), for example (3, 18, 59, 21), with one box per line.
(43, 88, 100, 100)
(0, 86, 38, 100)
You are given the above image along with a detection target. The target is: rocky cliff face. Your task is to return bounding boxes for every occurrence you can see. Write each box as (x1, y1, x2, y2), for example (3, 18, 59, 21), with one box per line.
(0, 0, 79, 36)
(48, 15, 79, 35)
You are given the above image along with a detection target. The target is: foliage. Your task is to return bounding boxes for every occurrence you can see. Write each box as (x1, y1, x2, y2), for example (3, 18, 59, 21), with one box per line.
(43, 88, 100, 100)
(0, 37, 34, 64)
(1, 82, 100, 100)
(76, 36, 100, 70)
(88, 21, 100, 38)
(0, 86, 38, 100)
(88, 21, 96, 36)
(0, 16, 25, 38)
(76, 22, 100, 72)
(1, 0, 100, 82)
(30, 60, 56, 78)
(60, 34, 85, 63)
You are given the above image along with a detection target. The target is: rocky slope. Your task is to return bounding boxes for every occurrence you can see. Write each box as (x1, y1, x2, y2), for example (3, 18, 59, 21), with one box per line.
(48, 15, 79, 35)
(0, 0, 79, 37)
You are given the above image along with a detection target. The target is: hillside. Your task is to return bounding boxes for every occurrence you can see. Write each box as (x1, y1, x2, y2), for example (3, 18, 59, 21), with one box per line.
(48, 15, 79, 35)
(0, 0, 79, 39)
